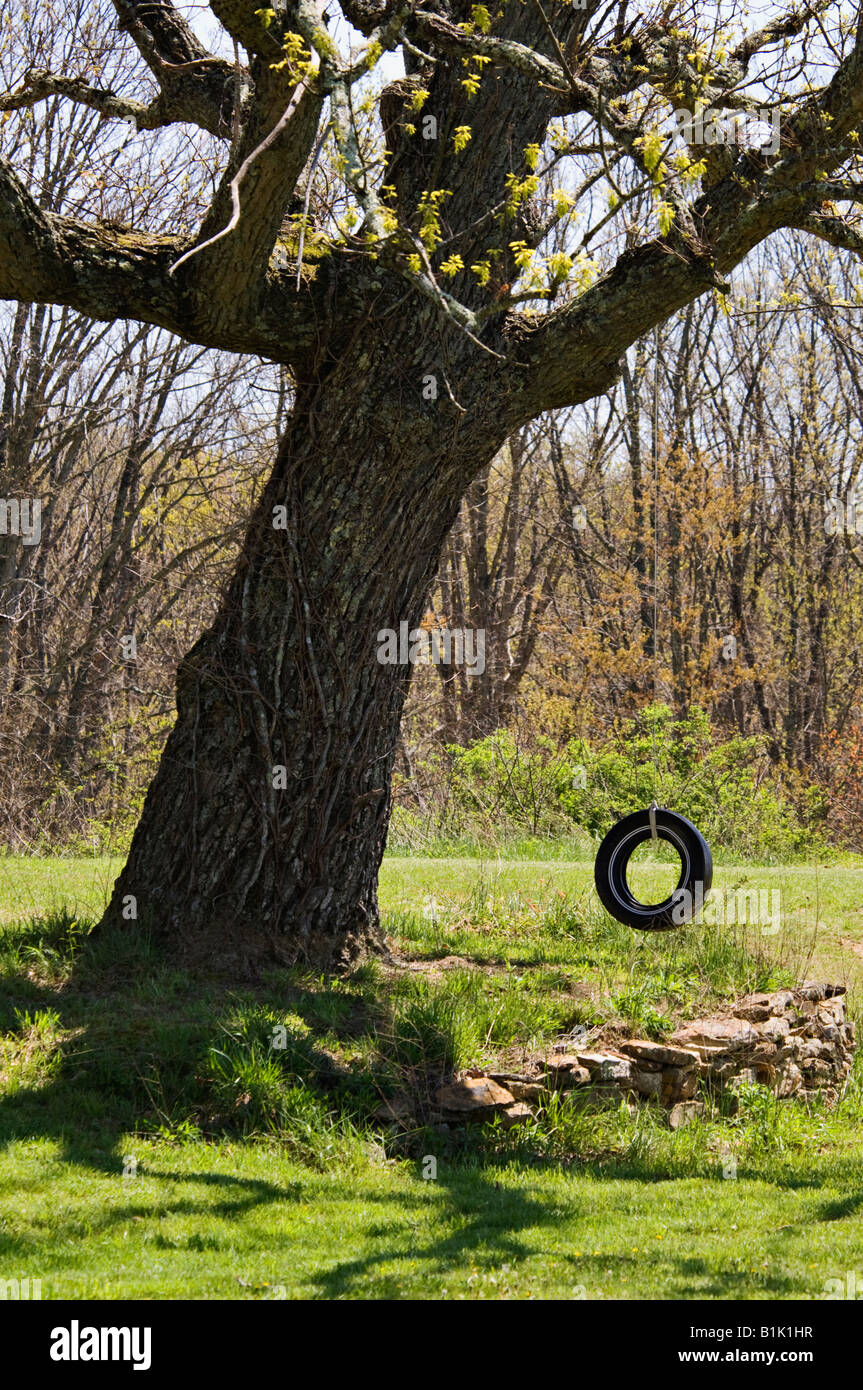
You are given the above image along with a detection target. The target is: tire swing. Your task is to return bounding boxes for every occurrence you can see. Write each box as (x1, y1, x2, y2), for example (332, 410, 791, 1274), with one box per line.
(592, 328, 713, 932)
(594, 803, 712, 932)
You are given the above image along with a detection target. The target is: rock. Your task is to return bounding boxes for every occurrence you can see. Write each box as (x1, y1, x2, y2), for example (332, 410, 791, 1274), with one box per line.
(631, 1069, 663, 1099)
(799, 982, 846, 1000)
(575, 1052, 635, 1083)
(556, 1066, 591, 1088)
(670, 1017, 760, 1054)
(662, 1066, 698, 1104)
(767, 991, 796, 1014)
(731, 993, 778, 1022)
(499, 1102, 533, 1128)
(728, 1063, 776, 1089)
(756, 1015, 791, 1042)
(619, 1039, 702, 1068)
(669, 1101, 705, 1129)
(488, 1074, 547, 1103)
(799, 1058, 833, 1078)
(776, 1062, 803, 1097)
(373, 1093, 414, 1124)
(545, 1054, 593, 1086)
(545, 1053, 585, 1071)
(433, 1075, 515, 1116)
(795, 999, 820, 1020)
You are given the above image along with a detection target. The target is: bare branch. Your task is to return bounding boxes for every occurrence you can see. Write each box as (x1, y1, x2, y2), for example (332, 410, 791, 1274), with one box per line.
(732, 0, 838, 66)
(510, 12, 863, 420)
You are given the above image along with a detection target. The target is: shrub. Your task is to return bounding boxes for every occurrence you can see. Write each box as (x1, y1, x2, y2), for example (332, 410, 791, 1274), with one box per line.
(391, 706, 829, 861)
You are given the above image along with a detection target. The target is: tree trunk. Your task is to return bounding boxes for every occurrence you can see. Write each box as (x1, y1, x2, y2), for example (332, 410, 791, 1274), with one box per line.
(99, 334, 498, 969)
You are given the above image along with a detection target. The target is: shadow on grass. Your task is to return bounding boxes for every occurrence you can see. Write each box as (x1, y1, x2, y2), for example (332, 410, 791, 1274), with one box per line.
(0, 912, 569, 1287)
(0, 909, 861, 1298)
(0, 911, 383, 1169)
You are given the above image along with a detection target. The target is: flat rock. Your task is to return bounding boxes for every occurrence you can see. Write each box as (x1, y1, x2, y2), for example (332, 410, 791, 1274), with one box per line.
(546, 1053, 588, 1071)
(576, 1052, 635, 1083)
(799, 982, 846, 1000)
(488, 1074, 546, 1102)
(620, 1039, 701, 1068)
(499, 1102, 533, 1128)
(670, 1017, 761, 1053)
(733, 991, 794, 1021)
(433, 1076, 515, 1114)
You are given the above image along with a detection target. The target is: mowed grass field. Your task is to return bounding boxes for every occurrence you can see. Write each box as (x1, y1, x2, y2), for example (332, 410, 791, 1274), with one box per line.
(1, 850, 863, 1300)
(4, 853, 862, 986)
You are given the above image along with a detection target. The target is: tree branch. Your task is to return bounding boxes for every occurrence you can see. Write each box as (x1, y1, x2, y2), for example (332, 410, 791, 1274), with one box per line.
(0, 69, 226, 134)
(111, 0, 241, 136)
(732, 0, 838, 65)
(510, 12, 863, 420)
(0, 155, 325, 366)
(791, 212, 863, 258)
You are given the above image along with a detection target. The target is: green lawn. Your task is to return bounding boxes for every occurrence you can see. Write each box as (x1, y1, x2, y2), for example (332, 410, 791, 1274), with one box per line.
(4, 1136, 863, 1299)
(4, 852, 862, 983)
(1, 850, 863, 1300)
(382, 855, 863, 988)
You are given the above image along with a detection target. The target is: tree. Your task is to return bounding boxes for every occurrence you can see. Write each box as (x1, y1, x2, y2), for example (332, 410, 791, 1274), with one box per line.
(1, 0, 862, 968)
(0, 9, 277, 846)
(422, 421, 567, 745)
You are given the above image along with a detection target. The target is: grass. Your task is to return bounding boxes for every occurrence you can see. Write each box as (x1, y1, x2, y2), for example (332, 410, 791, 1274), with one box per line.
(1, 848, 863, 1299)
(6, 1137, 863, 1300)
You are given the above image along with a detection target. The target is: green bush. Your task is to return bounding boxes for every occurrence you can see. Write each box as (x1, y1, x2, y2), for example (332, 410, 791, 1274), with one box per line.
(561, 704, 825, 861)
(391, 706, 829, 861)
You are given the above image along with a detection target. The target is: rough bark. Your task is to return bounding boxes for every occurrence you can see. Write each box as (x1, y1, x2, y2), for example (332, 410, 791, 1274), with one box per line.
(101, 323, 502, 967)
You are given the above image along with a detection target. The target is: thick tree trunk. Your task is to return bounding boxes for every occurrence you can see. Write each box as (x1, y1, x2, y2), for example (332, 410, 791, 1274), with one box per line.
(99, 333, 499, 969)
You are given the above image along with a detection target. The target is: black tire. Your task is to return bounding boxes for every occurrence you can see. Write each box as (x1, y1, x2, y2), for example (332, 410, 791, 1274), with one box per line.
(593, 808, 713, 932)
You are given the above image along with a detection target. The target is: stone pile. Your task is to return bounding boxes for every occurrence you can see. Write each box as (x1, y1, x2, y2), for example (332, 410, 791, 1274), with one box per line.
(421, 983, 855, 1130)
